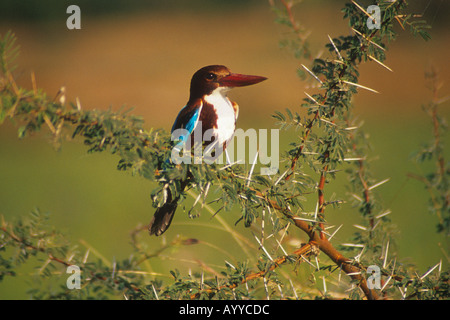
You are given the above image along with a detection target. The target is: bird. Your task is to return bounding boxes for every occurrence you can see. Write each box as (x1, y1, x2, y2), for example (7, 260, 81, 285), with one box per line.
(149, 65, 267, 236)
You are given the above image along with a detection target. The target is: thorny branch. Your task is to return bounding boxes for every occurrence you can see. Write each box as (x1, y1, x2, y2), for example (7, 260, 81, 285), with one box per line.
(1, 1, 443, 300)
(190, 241, 319, 299)
(267, 0, 434, 299)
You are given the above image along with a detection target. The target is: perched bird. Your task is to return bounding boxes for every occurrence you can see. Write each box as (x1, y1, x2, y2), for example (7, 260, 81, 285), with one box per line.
(149, 65, 267, 236)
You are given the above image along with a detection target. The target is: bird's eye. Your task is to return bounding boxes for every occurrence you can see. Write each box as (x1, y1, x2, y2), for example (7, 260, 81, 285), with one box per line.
(205, 73, 216, 81)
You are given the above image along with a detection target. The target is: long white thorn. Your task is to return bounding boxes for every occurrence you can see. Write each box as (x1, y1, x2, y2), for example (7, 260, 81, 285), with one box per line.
(353, 224, 367, 231)
(293, 216, 319, 223)
(381, 275, 392, 292)
(220, 159, 244, 170)
(300, 255, 317, 269)
(274, 168, 289, 186)
(352, 0, 371, 18)
(152, 284, 159, 300)
(314, 201, 319, 220)
(341, 243, 365, 248)
(254, 234, 273, 262)
(383, 240, 390, 269)
(342, 80, 379, 94)
(376, 210, 392, 219)
(304, 91, 319, 105)
(328, 34, 343, 61)
(352, 28, 385, 51)
(246, 150, 259, 187)
(289, 279, 299, 300)
(368, 178, 390, 190)
(368, 54, 393, 72)
(420, 262, 441, 280)
(328, 224, 343, 241)
(302, 64, 323, 85)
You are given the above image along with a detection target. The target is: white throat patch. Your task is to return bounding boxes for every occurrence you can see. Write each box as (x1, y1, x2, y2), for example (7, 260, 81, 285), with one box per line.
(204, 87, 236, 145)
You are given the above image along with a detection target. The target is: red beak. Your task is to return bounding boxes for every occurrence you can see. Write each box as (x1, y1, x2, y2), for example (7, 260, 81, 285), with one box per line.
(219, 73, 267, 87)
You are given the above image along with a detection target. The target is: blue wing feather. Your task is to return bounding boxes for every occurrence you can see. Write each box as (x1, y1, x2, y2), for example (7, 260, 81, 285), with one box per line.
(171, 99, 203, 143)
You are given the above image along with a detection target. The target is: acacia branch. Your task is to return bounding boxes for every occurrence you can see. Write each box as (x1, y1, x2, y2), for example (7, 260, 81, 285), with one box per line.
(0, 225, 73, 268)
(190, 241, 318, 299)
(0, 222, 145, 294)
(252, 189, 379, 300)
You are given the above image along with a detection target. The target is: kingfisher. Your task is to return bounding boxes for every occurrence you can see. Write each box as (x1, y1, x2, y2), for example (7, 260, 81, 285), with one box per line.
(149, 65, 267, 236)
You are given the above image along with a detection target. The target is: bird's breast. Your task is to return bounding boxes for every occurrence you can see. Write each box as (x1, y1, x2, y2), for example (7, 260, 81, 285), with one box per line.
(203, 93, 236, 145)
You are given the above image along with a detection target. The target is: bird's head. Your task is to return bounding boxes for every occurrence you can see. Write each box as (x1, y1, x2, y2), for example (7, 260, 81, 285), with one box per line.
(189, 65, 267, 99)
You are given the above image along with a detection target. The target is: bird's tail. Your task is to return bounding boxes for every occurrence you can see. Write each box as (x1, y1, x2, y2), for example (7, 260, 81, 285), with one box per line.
(149, 199, 178, 236)
(149, 173, 191, 236)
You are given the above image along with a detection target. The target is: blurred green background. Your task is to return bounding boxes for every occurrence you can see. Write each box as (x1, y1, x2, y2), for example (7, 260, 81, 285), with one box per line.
(0, 0, 449, 299)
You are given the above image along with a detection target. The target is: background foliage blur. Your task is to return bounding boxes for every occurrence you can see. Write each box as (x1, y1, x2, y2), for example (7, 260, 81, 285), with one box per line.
(0, 0, 449, 298)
